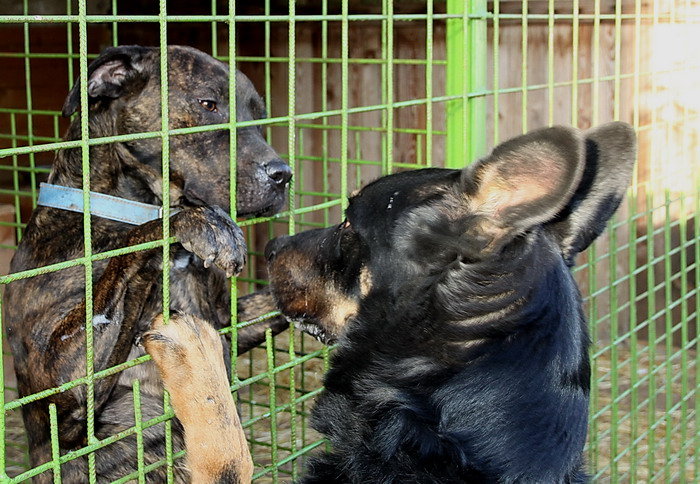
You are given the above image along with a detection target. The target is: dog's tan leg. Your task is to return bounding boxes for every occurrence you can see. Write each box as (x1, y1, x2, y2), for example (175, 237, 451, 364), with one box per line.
(236, 288, 289, 353)
(144, 314, 253, 484)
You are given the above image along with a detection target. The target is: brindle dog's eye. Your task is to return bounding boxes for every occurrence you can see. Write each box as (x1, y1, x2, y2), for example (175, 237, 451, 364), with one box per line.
(198, 99, 218, 112)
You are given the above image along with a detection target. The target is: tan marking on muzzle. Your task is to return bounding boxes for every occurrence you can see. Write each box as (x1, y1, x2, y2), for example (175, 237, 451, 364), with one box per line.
(326, 287, 360, 336)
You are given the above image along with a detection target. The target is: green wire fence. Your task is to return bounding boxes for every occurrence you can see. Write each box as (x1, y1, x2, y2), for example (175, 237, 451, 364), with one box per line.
(0, 0, 698, 482)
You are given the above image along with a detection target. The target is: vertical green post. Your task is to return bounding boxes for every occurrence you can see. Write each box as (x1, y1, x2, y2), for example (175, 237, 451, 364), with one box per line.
(49, 404, 61, 483)
(76, 0, 97, 480)
(0, 292, 6, 481)
(446, 0, 487, 169)
(228, 0, 239, 378)
(157, 2, 174, 482)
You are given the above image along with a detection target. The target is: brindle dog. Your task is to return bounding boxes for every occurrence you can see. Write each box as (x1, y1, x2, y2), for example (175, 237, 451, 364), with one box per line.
(5, 45, 286, 483)
(145, 122, 635, 483)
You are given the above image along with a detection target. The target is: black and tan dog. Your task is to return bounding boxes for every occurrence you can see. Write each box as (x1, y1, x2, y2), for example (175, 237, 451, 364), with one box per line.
(146, 122, 635, 482)
(5, 45, 288, 482)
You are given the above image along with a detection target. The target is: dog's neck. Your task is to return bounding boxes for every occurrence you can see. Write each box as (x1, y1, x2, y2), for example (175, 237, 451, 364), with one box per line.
(349, 233, 582, 360)
(49, 112, 177, 207)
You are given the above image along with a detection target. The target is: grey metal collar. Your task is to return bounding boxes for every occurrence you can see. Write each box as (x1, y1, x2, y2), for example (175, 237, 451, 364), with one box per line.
(37, 182, 178, 225)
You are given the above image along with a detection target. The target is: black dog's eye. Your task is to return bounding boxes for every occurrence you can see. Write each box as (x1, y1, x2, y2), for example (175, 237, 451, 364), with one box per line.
(332, 219, 351, 255)
(338, 221, 358, 255)
(334, 219, 351, 235)
(198, 99, 218, 113)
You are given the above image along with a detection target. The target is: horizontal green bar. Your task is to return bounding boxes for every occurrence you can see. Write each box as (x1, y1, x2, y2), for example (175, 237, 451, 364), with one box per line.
(1, 95, 460, 158)
(294, 122, 447, 136)
(0, 123, 443, 146)
(0, 164, 51, 174)
(4, 66, 696, 159)
(9, 411, 183, 482)
(478, 12, 700, 21)
(594, 349, 698, 400)
(5, 319, 325, 412)
(0, 13, 465, 24)
(7, 357, 204, 414)
(0, 188, 34, 197)
(474, 65, 700, 100)
(252, 440, 326, 480)
(236, 55, 446, 65)
(0, 51, 447, 65)
(241, 387, 323, 429)
(233, 346, 328, 391)
(4, 352, 152, 411)
(0, 107, 62, 115)
(295, 189, 349, 198)
(110, 451, 187, 484)
(0, 134, 63, 145)
(0, 122, 234, 158)
(594, 348, 697, 399)
(0, 12, 693, 24)
(0, 237, 173, 285)
(0, 203, 340, 286)
(237, 198, 342, 227)
(0, 52, 83, 59)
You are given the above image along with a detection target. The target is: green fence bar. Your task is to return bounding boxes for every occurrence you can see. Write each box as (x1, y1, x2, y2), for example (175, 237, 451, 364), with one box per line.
(446, 0, 487, 168)
(1, 2, 700, 482)
(75, 0, 97, 480)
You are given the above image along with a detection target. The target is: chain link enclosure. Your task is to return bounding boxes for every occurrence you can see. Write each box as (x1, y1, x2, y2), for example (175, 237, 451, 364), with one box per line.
(0, 0, 698, 482)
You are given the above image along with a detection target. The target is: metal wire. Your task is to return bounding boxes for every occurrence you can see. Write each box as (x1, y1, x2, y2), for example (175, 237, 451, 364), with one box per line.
(0, 2, 699, 482)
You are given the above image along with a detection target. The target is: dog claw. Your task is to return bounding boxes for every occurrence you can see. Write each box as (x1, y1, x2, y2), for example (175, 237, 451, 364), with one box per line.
(203, 255, 215, 268)
(224, 265, 235, 278)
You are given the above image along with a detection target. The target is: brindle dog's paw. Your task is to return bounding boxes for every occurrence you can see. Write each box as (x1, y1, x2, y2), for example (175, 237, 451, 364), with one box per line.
(172, 206, 246, 277)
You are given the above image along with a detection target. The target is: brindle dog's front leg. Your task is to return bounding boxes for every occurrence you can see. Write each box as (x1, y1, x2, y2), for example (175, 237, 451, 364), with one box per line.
(236, 289, 289, 353)
(34, 206, 246, 448)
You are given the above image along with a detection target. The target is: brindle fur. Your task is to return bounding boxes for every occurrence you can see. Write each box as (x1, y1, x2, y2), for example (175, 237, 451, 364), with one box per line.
(5, 45, 286, 483)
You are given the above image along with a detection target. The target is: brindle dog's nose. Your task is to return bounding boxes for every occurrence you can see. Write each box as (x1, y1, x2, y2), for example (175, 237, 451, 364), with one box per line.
(265, 160, 292, 186)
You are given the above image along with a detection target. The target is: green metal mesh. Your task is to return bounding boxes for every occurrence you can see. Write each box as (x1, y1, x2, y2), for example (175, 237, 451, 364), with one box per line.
(0, 0, 698, 482)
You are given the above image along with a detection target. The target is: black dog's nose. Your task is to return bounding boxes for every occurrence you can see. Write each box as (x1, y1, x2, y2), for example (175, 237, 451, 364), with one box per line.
(265, 235, 290, 263)
(265, 160, 292, 186)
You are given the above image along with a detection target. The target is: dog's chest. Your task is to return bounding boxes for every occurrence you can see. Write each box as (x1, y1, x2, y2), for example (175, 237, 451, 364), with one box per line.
(117, 253, 228, 395)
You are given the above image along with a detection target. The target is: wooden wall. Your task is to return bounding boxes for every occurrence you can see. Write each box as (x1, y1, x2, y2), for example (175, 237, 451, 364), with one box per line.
(237, 1, 700, 346)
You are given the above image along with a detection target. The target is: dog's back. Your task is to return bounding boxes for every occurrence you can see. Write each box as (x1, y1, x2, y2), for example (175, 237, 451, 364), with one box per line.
(301, 239, 588, 482)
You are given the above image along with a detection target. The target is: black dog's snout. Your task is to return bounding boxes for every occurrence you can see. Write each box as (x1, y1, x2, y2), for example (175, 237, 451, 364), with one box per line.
(265, 160, 293, 186)
(265, 235, 290, 263)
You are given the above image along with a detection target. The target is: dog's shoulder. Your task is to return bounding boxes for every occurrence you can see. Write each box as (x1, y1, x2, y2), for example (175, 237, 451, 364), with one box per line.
(11, 207, 128, 273)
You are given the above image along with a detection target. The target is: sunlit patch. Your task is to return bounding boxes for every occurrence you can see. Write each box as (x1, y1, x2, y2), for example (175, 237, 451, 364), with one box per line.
(360, 267, 372, 297)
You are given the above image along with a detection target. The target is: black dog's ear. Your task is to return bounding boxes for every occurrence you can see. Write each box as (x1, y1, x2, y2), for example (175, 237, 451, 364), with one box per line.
(460, 126, 585, 258)
(62, 45, 151, 117)
(546, 121, 636, 266)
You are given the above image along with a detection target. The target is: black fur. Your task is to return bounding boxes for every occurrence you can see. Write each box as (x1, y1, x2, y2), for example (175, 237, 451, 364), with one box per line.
(266, 122, 636, 483)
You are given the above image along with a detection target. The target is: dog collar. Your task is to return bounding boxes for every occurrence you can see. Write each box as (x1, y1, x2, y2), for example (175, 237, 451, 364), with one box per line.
(37, 182, 178, 225)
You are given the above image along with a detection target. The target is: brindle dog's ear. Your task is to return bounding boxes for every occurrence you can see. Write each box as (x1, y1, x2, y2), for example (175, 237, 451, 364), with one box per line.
(62, 45, 151, 117)
(460, 126, 586, 258)
(546, 121, 636, 266)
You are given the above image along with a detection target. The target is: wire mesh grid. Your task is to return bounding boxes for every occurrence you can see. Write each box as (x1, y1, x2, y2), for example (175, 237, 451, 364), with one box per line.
(0, 0, 697, 482)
